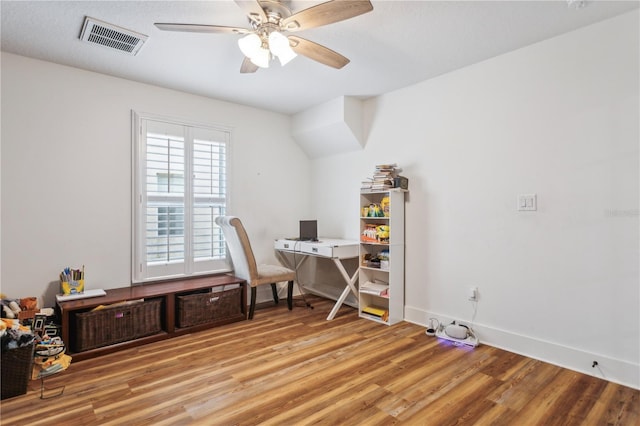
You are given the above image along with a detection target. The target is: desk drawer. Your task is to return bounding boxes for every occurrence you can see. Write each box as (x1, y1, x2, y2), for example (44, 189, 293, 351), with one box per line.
(300, 242, 359, 258)
(274, 239, 299, 251)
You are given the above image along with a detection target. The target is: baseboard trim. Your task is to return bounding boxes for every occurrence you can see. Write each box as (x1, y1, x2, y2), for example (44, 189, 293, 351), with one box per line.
(404, 305, 639, 390)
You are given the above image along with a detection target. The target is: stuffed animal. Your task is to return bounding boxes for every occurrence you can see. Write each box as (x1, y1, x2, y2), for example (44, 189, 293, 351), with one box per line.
(2, 304, 14, 318)
(376, 225, 390, 242)
(1, 300, 21, 319)
(1, 297, 39, 319)
(20, 297, 38, 311)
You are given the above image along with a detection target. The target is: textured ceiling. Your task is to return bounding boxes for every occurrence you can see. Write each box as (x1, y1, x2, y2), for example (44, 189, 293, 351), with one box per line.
(1, 1, 638, 114)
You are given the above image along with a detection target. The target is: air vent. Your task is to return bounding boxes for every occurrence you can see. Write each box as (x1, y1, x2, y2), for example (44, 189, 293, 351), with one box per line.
(80, 17, 148, 55)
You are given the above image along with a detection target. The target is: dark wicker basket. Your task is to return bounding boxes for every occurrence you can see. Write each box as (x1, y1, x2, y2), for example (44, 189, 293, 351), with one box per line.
(177, 287, 244, 327)
(1, 343, 35, 400)
(74, 298, 162, 352)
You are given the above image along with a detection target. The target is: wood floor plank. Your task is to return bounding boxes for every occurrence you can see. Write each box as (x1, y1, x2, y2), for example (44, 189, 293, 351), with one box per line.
(486, 358, 562, 411)
(1, 295, 637, 425)
(510, 368, 584, 425)
(402, 372, 502, 424)
(583, 381, 640, 426)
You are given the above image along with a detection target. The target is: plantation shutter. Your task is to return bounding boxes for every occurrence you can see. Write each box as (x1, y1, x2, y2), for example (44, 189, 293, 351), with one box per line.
(133, 114, 230, 282)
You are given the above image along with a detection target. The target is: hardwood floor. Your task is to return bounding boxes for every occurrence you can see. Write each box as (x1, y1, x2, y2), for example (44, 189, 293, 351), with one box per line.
(1, 295, 638, 425)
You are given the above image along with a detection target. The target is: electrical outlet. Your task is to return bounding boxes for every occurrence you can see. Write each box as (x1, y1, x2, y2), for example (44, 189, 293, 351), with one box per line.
(468, 287, 478, 301)
(517, 194, 537, 211)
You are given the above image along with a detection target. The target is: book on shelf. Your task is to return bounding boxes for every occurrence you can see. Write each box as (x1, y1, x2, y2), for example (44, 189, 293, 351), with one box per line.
(361, 163, 402, 192)
(361, 179, 373, 190)
(371, 184, 393, 190)
(360, 280, 389, 297)
(361, 306, 389, 322)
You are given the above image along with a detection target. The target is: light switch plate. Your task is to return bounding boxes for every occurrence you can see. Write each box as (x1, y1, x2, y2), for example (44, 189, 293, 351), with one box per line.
(518, 194, 537, 211)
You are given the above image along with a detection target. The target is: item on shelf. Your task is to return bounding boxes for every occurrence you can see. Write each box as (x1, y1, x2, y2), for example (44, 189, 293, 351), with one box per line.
(367, 203, 385, 217)
(393, 176, 409, 190)
(361, 253, 380, 268)
(361, 306, 389, 322)
(372, 164, 397, 190)
(360, 280, 389, 297)
(361, 163, 404, 192)
(381, 196, 390, 217)
(378, 249, 390, 270)
(362, 250, 390, 269)
(60, 266, 85, 295)
(56, 289, 107, 302)
(361, 224, 390, 244)
(376, 225, 390, 243)
(361, 224, 379, 243)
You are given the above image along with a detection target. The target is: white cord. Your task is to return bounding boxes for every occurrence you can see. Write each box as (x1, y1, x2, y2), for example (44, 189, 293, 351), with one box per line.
(469, 298, 478, 328)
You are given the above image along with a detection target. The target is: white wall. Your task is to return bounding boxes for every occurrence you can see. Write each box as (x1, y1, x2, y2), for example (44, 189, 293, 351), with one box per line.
(312, 11, 639, 388)
(0, 53, 310, 307)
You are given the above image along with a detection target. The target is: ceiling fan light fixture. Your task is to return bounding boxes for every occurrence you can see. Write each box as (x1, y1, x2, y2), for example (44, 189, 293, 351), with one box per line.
(276, 47, 297, 66)
(238, 33, 261, 58)
(268, 31, 297, 66)
(156, 0, 374, 73)
(250, 46, 271, 68)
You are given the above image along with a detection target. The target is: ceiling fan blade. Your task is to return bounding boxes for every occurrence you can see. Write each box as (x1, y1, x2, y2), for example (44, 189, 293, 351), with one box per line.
(288, 36, 349, 69)
(154, 23, 250, 35)
(281, 0, 373, 32)
(240, 57, 259, 74)
(234, 0, 268, 25)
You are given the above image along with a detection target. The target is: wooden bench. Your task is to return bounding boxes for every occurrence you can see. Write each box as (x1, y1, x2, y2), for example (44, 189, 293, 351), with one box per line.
(56, 274, 246, 361)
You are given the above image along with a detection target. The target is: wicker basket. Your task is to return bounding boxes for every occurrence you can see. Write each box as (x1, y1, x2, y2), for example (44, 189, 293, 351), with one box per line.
(1, 343, 35, 400)
(177, 287, 244, 327)
(74, 298, 162, 352)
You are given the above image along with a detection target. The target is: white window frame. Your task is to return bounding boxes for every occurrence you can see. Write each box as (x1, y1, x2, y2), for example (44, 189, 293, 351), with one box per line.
(132, 111, 232, 283)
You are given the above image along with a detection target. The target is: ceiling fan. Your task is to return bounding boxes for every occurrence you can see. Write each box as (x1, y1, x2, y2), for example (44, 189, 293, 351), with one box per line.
(154, 0, 373, 73)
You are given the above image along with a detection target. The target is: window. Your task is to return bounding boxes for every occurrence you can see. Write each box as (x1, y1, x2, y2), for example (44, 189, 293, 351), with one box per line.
(132, 112, 231, 282)
(157, 206, 183, 237)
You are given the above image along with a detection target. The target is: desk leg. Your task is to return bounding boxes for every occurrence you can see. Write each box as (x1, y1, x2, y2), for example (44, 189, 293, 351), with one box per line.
(326, 259, 359, 321)
(275, 250, 310, 271)
(275, 250, 310, 298)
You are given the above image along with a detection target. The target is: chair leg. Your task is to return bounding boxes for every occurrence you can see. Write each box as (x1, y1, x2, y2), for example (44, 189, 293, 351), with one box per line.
(271, 283, 279, 305)
(249, 287, 257, 320)
(287, 280, 293, 311)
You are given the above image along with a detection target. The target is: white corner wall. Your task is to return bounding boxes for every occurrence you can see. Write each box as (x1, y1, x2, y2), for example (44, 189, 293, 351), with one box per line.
(0, 53, 311, 307)
(311, 11, 639, 388)
(291, 96, 364, 158)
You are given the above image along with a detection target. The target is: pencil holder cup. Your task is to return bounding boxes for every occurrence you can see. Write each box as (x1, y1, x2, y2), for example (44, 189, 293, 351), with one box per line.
(61, 279, 84, 295)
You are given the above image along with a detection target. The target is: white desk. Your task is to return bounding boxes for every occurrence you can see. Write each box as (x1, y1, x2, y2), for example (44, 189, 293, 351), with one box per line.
(274, 238, 359, 320)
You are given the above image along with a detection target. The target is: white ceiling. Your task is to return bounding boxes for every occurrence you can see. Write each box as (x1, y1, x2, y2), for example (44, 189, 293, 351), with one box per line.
(2, 1, 638, 115)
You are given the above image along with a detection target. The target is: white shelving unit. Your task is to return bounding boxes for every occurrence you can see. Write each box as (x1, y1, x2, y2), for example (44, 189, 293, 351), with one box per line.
(358, 189, 406, 325)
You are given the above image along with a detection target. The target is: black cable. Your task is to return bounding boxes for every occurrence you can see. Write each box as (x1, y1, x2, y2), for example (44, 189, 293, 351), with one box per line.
(291, 240, 313, 309)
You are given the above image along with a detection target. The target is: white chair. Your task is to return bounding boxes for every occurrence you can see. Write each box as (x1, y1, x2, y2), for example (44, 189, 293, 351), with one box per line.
(215, 216, 295, 319)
